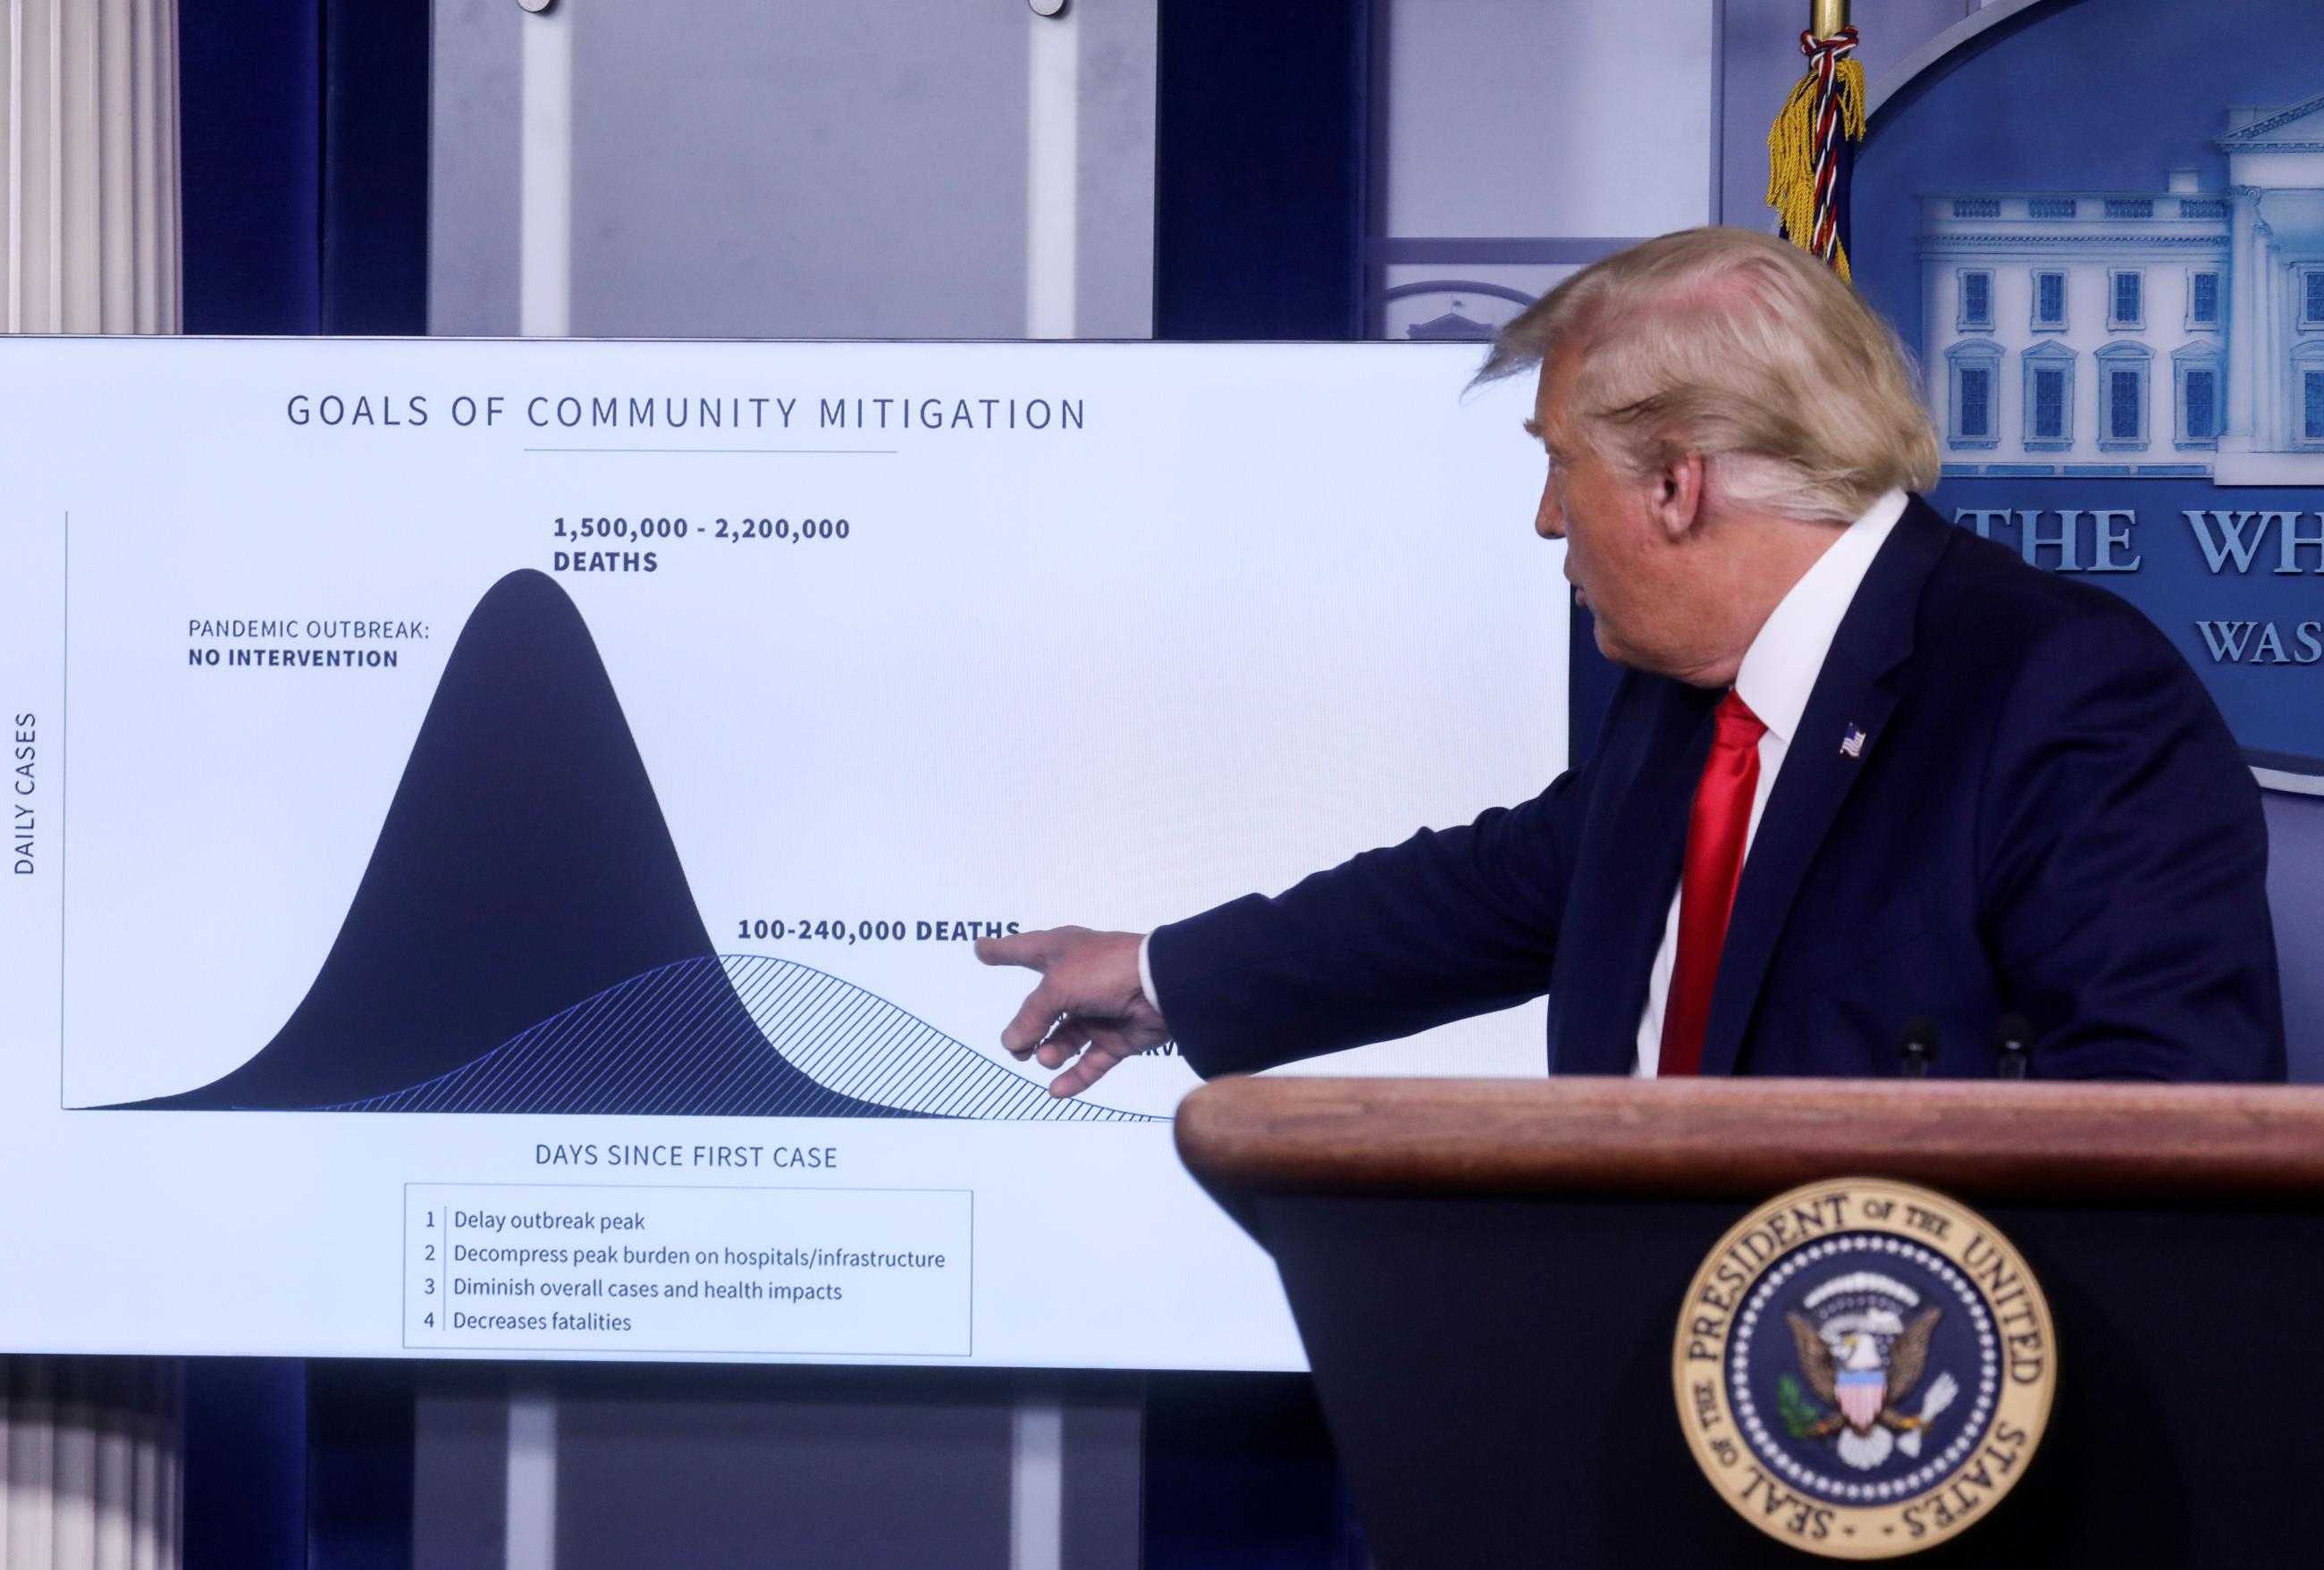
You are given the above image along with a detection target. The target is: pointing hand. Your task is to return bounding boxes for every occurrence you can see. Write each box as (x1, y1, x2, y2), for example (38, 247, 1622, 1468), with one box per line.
(974, 926, 1172, 1097)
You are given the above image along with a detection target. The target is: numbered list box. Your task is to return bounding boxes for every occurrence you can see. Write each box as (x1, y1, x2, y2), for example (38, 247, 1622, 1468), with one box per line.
(403, 1182, 972, 1356)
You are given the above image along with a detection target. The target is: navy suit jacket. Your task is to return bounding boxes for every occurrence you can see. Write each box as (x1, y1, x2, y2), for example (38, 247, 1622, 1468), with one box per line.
(1149, 498, 2285, 1082)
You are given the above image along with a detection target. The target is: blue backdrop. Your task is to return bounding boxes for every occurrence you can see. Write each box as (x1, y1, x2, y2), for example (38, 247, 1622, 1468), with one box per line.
(1855, 0, 2324, 763)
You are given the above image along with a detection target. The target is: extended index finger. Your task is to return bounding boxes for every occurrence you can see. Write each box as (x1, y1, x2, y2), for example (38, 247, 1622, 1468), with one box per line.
(975, 928, 1057, 971)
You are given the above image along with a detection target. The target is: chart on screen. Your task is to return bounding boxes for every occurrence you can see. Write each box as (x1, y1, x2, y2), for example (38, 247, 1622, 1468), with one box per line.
(0, 338, 1565, 1369)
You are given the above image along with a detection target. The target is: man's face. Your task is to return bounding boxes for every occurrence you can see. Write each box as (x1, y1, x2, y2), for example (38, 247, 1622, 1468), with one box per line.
(1527, 353, 1681, 672)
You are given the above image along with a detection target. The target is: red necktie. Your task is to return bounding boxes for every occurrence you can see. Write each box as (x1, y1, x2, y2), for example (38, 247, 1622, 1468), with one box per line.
(1659, 691, 1766, 1076)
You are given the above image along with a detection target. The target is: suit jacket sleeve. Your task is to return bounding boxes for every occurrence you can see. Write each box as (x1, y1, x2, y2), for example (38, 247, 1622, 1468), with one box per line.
(1979, 607, 2284, 1080)
(1147, 760, 1590, 1080)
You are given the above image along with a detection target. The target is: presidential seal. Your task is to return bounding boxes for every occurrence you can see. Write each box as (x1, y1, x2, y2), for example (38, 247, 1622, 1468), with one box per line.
(1671, 1178, 2055, 1559)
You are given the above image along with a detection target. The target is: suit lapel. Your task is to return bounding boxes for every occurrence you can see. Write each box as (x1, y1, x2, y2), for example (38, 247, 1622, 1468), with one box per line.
(1695, 500, 1957, 1077)
(1552, 678, 1716, 1073)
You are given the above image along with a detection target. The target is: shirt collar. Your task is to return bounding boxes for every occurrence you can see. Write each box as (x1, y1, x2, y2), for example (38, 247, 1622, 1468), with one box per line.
(1732, 489, 1908, 746)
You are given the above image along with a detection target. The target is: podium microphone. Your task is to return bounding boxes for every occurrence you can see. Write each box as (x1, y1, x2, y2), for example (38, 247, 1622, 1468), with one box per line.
(1995, 1012, 2032, 1079)
(1898, 1016, 1937, 1079)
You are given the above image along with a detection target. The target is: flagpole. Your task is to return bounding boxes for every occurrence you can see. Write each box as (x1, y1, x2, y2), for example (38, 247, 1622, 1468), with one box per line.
(1810, 0, 1850, 42)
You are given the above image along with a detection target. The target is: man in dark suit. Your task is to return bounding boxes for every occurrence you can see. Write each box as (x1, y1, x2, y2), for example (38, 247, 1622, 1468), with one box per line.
(978, 228, 2284, 1090)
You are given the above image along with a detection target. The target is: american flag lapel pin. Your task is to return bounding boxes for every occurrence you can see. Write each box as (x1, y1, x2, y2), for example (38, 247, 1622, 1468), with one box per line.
(1840, 724, 1867, 759)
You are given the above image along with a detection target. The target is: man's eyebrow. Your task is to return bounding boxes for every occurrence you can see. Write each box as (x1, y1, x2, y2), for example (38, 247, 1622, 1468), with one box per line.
(1521, 416, 1544, 440)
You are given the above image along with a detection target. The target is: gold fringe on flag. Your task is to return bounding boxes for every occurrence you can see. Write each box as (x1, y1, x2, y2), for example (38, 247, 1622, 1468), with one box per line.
(1766, 45, 1866, 279)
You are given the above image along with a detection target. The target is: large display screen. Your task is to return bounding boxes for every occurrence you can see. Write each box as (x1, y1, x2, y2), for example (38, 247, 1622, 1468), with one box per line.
(0, 339, 1566, 1368)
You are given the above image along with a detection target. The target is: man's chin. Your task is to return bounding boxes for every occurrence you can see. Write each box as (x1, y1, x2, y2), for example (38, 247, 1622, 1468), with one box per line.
(1587, 624, 1653, 676)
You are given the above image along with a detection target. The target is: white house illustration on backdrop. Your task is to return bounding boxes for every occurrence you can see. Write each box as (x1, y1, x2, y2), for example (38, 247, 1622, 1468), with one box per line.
(1920, 88, 2324, 486)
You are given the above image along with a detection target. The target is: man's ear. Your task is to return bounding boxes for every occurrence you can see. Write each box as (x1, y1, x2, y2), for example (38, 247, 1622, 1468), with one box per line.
(1646, 449, 1707, 544)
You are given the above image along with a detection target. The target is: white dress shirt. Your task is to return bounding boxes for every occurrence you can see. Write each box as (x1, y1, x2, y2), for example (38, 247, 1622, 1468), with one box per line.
(1135, 488, 1911, 1062)
(1633, 488, 1907, 1074)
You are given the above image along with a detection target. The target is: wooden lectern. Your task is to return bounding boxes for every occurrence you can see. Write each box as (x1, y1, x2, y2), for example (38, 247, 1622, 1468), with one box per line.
(1176, 1078, 2324, 1566)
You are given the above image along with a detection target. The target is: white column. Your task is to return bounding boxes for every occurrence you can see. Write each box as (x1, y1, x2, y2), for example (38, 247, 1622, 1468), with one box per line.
(1025, 3, 1079, 340)
(1, 0, 186, 1553)
(2225, 188, 2261, 454)
(1, 1357, 181, 1570)
(518, 0, 572, 338)
(504, 1385, 559, 1570)
(1007, 1393, 1065, 1570)
(2260, 226, 2285, 451)
(3, 0, 179, 333)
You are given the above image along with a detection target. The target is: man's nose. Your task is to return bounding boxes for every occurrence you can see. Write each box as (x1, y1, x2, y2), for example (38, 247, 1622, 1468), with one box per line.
(1534, 473, 1565, 540)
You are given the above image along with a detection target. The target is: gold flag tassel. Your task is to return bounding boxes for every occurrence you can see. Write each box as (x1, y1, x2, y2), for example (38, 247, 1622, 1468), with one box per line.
(1766, 26, 1866, 280)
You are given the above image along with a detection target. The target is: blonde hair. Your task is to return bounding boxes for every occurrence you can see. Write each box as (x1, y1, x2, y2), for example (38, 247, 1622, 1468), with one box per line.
(1478, 227, 1940, 522)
